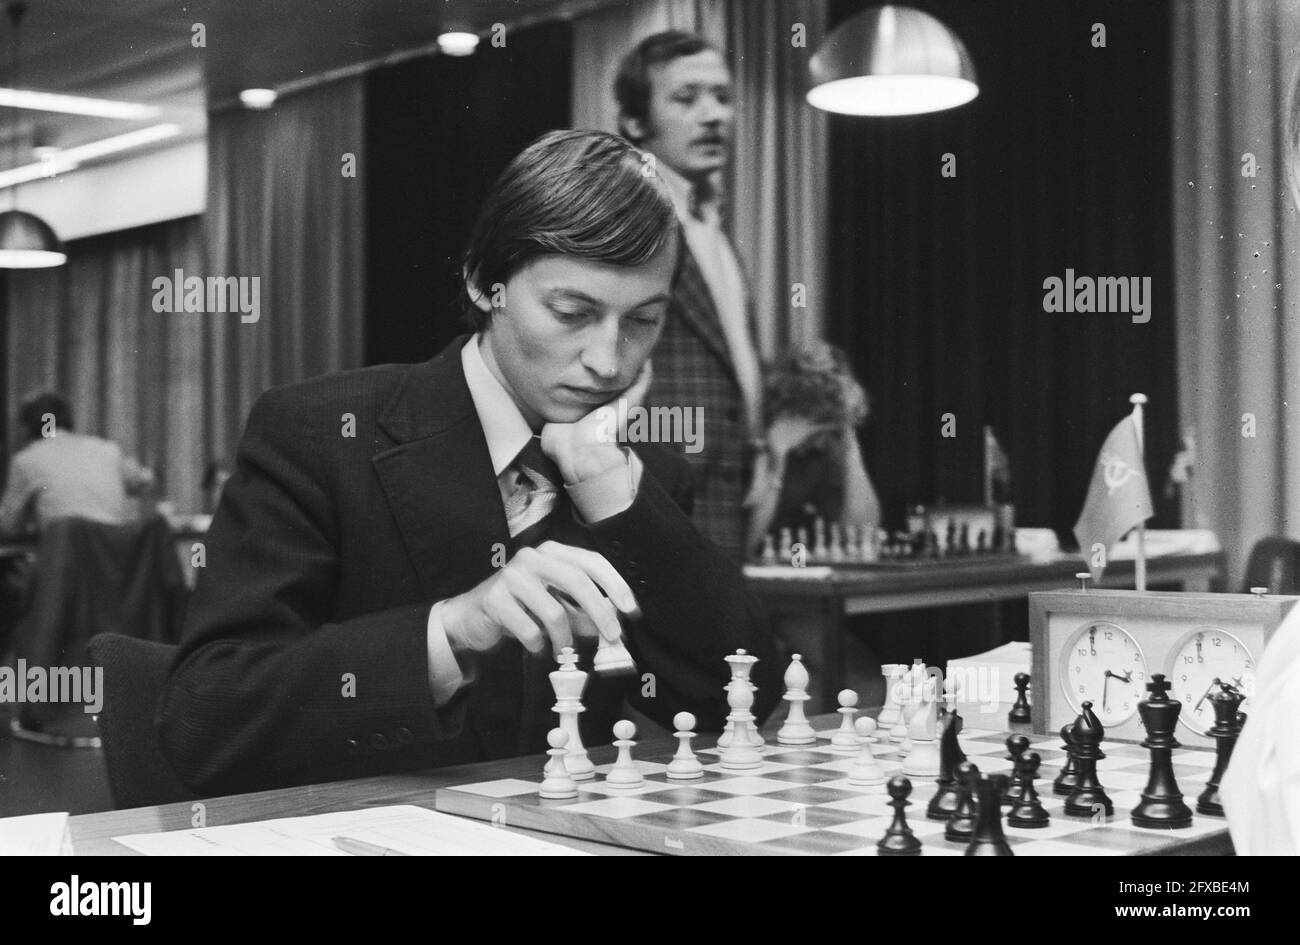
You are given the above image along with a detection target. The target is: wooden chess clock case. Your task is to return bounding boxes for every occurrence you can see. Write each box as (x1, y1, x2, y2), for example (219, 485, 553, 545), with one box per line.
(1028, 589, 1297, 749)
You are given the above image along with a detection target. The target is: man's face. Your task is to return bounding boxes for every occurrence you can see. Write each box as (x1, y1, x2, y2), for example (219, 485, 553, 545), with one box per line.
(632, 49, 733, 181)
(476, 243, 676, 428)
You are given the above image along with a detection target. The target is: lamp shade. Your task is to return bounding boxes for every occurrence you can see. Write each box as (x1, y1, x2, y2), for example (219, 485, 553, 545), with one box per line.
(0, 209, 67, 268)
(808, 5, 978, 116)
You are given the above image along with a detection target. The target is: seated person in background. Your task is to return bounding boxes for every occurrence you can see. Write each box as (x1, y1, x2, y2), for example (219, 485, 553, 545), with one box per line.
(743, 342, 880, 558)
(159, 129, 783, 796)
(0, 392, 154, 537)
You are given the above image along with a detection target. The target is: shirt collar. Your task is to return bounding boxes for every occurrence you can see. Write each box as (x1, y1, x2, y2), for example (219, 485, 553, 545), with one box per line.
(461, 334, 534, 478)
(651, 155, 719, 224)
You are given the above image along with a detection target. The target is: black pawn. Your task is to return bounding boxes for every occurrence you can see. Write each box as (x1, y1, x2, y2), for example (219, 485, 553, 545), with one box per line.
(1002, 734, 1030, 807)
(966, 774, 1015, 856)
(1064, 702, 1114, 818)
(1197, 684, 1247, 817)
(945, 761, 981, 842)
(928, 709, 964, 821)
(877, 776, 923, 856)
(1007, 751, 1050, 828)
(1008, 672, 1032, 725)
(1131, 673, 1194, 829)
(1053, 723, 1081, 796)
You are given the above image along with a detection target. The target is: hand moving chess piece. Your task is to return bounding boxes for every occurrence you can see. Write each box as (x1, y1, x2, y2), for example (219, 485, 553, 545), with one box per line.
(549, 646, 594, 780)
(966, 774, 1014, 856)
(1006, 751, 1050, 828)
(667, 712, 704, 780)
(1064, 702, 1114, 818)
(1008, 672, 1032, 725)
(605, 720, 645, 788)
(1197, 682, 1247, 817)
(877, 776, 923, 856)
(777, 654, 817, 745)
(539, 728, 579, 799)
(945, 761, 980, 842)
(831, 688, 860, 752)
(1130, 673, 1194, 829)
(847, 717, 886, 786)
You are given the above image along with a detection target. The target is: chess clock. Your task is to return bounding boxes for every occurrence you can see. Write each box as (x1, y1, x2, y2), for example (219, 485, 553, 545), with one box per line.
(1029, 588, 1297, 748)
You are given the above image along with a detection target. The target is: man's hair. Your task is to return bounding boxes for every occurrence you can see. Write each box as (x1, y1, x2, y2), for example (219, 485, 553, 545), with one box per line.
(18, 391, 72, 440)
(614, 30, 718, 143)
(461, 129, 680, 330)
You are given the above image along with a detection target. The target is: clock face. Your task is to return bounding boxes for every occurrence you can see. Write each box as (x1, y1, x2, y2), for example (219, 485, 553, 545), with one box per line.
(1167, 627, 1255, 736)
(1059, 621, 1149, 726)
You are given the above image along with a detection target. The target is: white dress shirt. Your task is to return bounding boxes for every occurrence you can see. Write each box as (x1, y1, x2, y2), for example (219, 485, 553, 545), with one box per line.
(653, 157, 764, 434)
(425, 335, 642, 704)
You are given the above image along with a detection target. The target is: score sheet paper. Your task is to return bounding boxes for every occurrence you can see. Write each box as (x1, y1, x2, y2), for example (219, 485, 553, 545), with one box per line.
(111, 805, 589, 856)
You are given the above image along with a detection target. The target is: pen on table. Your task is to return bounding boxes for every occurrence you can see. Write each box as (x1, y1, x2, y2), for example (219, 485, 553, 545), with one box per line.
(332, 836, 410, 856)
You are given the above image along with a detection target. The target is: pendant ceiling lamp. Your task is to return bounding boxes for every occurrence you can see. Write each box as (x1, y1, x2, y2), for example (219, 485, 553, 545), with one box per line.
(807, 5, 978, 117)
(0, 1, 65, 268)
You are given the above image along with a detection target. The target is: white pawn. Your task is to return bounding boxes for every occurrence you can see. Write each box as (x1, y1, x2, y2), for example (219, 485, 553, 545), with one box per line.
(847, 717, 886, 787)
(667, 712, 704, 780)
(831, 689, 859, 752)
(828, 522, 845, 562)
(539, 728, 579, 799)
(777, 654, 817, 745)
(760, 533, 777, 564)
(844, 524, 861, 561)
(604, 720, 645, 788)
(812, 517, 828, 560)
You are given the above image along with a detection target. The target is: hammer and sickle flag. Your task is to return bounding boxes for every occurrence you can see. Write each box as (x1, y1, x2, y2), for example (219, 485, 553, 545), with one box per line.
(1073, 414, 1153, 581)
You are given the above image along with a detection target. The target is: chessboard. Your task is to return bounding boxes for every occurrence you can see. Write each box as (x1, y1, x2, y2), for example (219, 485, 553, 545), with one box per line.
(433, 724, 1230, 856)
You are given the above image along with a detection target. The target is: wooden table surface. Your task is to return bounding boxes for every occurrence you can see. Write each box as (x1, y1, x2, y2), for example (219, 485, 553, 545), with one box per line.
(69, 709, 1231, 856)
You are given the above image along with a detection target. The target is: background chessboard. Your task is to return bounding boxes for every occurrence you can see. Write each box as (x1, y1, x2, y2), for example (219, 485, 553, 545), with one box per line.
(434, 724, 1230, 856)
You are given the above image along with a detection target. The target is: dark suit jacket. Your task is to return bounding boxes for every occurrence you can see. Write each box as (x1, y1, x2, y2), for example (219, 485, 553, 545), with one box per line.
(158, 336, 783, 796)
(645, 245, 755, 562)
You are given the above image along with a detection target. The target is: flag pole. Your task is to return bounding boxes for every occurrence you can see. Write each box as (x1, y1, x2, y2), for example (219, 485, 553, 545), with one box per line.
(1129, 393, 1148, 591)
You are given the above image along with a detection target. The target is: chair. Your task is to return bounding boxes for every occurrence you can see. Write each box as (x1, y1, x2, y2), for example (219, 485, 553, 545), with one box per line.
(9, 515, 188, 745)
(84, 634, 196, 808)
(1240, 536, 1300, 594)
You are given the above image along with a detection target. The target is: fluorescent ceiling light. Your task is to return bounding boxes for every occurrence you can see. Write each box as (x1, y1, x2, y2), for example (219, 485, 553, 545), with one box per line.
(0, 87, 160, 119)
(0, 123, 181, 189)
(239, 88, 277, 109)
(437, 32, 479, 56)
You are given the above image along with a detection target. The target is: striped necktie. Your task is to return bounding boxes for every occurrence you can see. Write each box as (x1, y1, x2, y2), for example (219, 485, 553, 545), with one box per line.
(504, 437, 562, 540)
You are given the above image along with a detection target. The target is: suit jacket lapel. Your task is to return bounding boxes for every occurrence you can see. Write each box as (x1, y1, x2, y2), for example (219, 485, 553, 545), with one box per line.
(675, 245, 739, 382)
(372, 337, 509, 602)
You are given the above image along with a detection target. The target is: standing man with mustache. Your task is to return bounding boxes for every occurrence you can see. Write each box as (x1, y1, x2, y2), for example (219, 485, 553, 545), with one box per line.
(615, 32, 763, 563)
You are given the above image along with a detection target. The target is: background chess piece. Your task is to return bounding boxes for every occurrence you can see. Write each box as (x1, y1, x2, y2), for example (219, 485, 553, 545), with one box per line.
(1008, 672, 1031, 725)
(1197, 683, 1246, 817)
(1130, 673, 1194, 829)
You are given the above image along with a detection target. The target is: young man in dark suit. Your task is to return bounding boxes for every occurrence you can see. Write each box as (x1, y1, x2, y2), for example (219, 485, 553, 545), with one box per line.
(616, 32, 763, 563)
(158, 130, 782, 796)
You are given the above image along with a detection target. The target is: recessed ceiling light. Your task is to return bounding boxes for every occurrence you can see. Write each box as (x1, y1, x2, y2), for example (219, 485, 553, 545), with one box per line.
(0, 88, 160, 120)
(437, 32, 479, 56)
(239, 88, 277, 110)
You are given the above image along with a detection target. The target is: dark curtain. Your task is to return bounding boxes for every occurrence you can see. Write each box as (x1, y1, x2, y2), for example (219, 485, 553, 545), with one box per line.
(5, 217, 205, 512)
(828, 0, 1178, 544)
(364, 20, 573, 365)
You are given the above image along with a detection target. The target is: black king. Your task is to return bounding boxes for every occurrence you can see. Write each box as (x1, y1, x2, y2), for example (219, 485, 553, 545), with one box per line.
(1130, 673, 1194, 829)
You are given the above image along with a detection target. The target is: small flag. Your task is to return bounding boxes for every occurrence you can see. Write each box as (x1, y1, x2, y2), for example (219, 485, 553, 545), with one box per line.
(1073, 414, 1153, 580)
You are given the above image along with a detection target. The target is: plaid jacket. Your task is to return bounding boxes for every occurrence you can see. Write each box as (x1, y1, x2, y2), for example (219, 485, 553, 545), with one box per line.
(645, 245, 754, 562)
